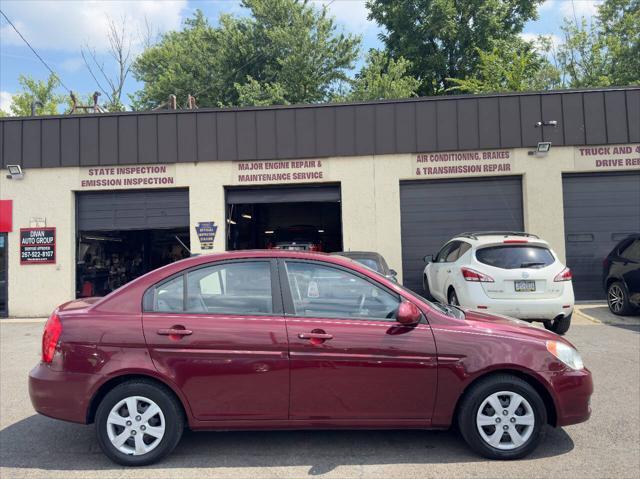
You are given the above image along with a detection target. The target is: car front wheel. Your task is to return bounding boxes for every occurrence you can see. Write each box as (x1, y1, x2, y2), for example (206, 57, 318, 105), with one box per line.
(458, 374, 546, 460)
(95, 379, 184, 466)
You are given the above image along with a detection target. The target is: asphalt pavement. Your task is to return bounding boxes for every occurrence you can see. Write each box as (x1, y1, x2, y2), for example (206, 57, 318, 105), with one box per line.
(1, 308, 638, 479)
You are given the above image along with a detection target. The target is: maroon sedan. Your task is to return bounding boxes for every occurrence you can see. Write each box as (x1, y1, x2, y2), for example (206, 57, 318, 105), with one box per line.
(29, 250, 592, 466)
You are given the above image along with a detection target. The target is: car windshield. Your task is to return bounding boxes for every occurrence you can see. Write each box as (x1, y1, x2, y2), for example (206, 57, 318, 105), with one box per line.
(476, 245, 555, 269)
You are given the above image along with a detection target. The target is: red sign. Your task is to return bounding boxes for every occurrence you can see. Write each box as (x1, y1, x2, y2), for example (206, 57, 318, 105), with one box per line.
(20, 227, 56, 264)
(0, 200, 12, 232)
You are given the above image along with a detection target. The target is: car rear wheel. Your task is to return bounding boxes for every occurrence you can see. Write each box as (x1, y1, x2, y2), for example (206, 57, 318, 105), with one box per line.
(543, 313, 572, 335)
(95, 379, 184, 466)
(607, 281, 632, 315)
(458, 374, 546, 460)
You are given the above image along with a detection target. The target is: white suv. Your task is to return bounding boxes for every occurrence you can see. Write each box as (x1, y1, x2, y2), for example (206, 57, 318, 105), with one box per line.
(423, 232, 574, 334)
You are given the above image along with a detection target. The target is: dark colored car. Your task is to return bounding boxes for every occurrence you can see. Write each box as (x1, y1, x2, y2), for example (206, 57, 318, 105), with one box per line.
(603, 234, 640, 315)
(268, 225, 322, 251)
(30, 250, 592, 466)
(332, 251, 398, 281)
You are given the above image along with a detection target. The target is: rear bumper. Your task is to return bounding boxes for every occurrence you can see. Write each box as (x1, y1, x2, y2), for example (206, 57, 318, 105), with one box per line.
(29, 363, 94, 424)
(461, 283, 574, 321)
(541, 367, 593, 427)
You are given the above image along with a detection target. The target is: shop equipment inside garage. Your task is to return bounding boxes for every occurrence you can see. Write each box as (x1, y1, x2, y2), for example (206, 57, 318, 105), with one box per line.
(76, 189, 190, 297)
(225, 184, 342, 252)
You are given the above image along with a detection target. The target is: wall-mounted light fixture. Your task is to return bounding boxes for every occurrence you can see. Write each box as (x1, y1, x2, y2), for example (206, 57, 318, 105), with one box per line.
(6, 165, 24, 180)
(241, 214, 252, 220)
(264, 230, 274, 234)
(535, 120, 558, 128)
(528, 142, 552, 157)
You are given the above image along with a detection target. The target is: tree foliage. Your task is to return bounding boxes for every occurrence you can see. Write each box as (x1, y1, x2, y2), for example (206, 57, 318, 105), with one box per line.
(340, 50, 420, 101)
(131, 1, 360, 108)
(9, 74, 65, 116)
(556, 0, 639, 88)
(448, 37, 560, 94)
(366, 0, 543, 95)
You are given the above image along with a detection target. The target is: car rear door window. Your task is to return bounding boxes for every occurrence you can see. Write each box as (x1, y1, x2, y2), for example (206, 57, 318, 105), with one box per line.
(476, 246, 555, 269)
(620, 239, 640, 261)
(154, 275, 184, 312)
(284, 261, 400, 320)
(185, 262, 273, 314)
(436, 242, 460, 263)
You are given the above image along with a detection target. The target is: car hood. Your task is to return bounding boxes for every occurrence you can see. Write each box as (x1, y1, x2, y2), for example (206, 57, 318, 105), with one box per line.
(461, 308, 575, 347)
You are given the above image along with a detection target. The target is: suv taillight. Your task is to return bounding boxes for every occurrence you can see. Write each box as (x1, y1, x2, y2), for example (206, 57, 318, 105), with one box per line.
(554, 267, 573, 282)
(42, 312, 62, 363)
(461, 267, 494, 283)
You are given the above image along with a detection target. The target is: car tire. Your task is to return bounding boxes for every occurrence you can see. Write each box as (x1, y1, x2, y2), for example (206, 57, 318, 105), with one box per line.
(607, 281, 633, 316)
(448, 289, 459, 306)
(543, 313, 572, 335)
(95, 379, 184, 466)
(457, 374, 546, 460)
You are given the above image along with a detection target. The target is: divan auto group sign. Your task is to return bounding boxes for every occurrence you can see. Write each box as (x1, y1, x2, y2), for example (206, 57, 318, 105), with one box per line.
(20, 227, 55, 265)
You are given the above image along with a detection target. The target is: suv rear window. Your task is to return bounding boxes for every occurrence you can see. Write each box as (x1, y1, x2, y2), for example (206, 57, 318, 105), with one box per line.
(476, 246, 555, 269)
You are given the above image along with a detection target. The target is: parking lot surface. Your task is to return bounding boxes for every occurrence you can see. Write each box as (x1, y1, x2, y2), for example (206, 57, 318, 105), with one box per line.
(1, 310, 638, 479)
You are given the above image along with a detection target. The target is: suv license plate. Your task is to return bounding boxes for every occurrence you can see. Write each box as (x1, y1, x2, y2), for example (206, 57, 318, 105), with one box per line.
(515, 280, 536, 292)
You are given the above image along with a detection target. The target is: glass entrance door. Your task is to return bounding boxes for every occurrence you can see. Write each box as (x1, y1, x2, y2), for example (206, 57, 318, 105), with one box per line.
(0, 234, 7, 317)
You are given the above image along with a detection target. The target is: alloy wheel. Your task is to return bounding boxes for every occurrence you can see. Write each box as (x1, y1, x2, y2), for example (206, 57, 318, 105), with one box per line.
(106, 395, 165, 456)
(476, 391, 535, 450)
(608, 284, 624, 313)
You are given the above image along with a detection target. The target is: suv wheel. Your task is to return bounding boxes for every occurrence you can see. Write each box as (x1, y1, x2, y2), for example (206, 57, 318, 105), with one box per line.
(95, 379, 184, 466)
(458, 374, 546, 460)
(543, 313, 571, 335)
(607, 281, 632, 315)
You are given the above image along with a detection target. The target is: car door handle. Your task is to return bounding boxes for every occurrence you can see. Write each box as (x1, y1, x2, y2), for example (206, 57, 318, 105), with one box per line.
(298, 332, 333, 340)
(157, 328, 193, 336)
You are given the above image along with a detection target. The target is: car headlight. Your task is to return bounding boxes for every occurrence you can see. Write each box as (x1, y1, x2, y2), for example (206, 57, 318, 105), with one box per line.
(546, 340, 584, 370)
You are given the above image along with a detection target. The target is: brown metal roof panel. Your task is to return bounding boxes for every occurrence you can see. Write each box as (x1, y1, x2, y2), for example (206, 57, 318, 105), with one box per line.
(60, 118, 80, 167)
(498, 96, 522, 148)
(295, 108, 316, 158)
(394, 102, 416, 153)
(457, 98, 479, 151)
(583, 91, 607, 145)
(99, 116, 118, 165)
(416, 100, 437, 152)
(22, 120, 41, 168)
(520, 95, 542, 146)
(541, 94, 564, 145)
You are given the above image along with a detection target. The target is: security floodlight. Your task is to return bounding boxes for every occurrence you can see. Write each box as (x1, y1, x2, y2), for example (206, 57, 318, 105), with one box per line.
(537, 142, 552, 154)
(6, 164, 24, 179)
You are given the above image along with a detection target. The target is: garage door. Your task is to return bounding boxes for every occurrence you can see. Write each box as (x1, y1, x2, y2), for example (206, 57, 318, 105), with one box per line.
(77, 189, 190, 231)
(226, 184, 340, 204)
(562, 172, 640, 300)
(400, 176, 524, 293)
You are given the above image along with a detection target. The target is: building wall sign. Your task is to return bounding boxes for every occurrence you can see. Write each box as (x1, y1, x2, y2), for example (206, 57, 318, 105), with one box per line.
(0, 200, 12, 232)
(195, 222, 218, 250)
(574, 144, 640, 171)
(79, 165, 176, 189)
(20, 227, 55, 264)
(412, 149, 515, 178)
(234, 160, 327, 184)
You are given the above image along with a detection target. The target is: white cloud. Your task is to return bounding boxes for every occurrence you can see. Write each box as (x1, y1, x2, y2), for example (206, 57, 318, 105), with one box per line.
(0, 91, 14, 114)
(316, 0, 375, 32)
(0, 0, 188, 52)
(59, 57, 84, 73)
(520, 32, 562, 51)
(558, 0, 602, 19)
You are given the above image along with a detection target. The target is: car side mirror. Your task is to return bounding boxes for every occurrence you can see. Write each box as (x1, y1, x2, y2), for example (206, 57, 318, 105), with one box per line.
(388, 269, 397, 277)
(396, 301, 421, 326)
(423, 254, 433, 263)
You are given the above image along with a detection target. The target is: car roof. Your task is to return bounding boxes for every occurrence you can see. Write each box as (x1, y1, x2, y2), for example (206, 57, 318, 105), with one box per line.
(331, 251, 383, 260)
(448, 232, 550, 247)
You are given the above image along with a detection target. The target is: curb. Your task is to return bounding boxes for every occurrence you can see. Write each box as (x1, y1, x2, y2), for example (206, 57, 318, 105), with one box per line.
(574, 308, 603, 324)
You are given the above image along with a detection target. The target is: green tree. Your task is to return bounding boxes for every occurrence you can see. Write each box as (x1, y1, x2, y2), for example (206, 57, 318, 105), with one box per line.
(557, 0, 639, 88)
(448, 37, 561, 93)
(9, 74, 65, 116)
(366, 0, 543, 95)
(340, 50, 420, 101)
(131, 1, 360, 108)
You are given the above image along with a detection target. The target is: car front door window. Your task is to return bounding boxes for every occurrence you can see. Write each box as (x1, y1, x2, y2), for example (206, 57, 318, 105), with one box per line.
(284, 261, 400, 321)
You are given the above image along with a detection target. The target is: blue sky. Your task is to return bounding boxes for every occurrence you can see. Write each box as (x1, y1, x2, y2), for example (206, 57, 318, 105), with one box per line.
(0, 0, 603, 114)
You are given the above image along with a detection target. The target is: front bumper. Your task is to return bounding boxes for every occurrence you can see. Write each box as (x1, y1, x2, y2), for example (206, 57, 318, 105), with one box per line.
(29, 363, 95, 424)
(541, 367, 593, 427)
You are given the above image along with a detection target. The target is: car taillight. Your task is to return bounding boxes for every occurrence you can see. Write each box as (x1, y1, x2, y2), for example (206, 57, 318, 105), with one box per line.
(42, 312, 62, 363)
(461, 267, 494, 282)
(554, 267, 573, 282)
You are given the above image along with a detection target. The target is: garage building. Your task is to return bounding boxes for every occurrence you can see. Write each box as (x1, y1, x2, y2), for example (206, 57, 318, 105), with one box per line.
(1, 86, 639, 316)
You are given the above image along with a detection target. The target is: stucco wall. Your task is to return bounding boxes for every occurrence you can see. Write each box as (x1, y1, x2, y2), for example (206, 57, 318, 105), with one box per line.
(1, 144, 638, 317)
